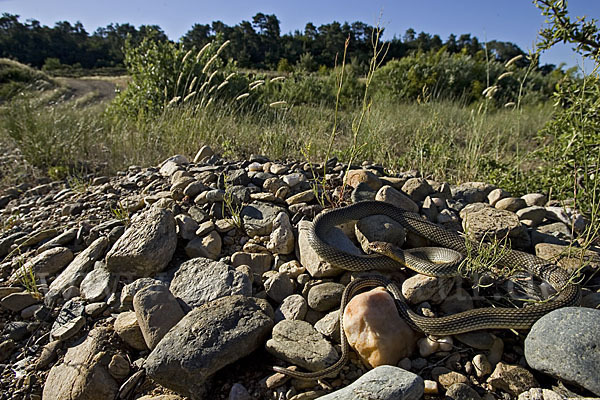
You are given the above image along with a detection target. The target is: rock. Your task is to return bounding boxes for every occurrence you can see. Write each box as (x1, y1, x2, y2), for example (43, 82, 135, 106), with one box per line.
(175, 214, 199, 240)
(231, 251, 273, 275)
(42, 327, 119, 400)
(184, 230, 222, 260)
(317, 365, 423, 400)
(454, 332, 495, 350)
(0, 339, 16, 362)
(79, 264, 113, 302)
(472, 354, 493, 378)
(120, 277, 165, 310)
(524, 307, 600, 396)
(402, 274, 454, 304)
(229, 383, 252, 400)
(278, 260, 306, 278)
(108, 353, 130, 380)
(275, 294, 308, 322)
(517, 388, 564, 400)
(344, 287, 417, 367)
(267, 212, 295, 255)
(46, 236, 108, 301)
(516, 206, 546, 225)
(418, 337, 439, 357)
(133, 284, 185, 349)
(521, 193, 547, 207)
(114, 311, 148, 351)
(494, 197, 527, 212)
(355, 214, 405, 253)
(307, 282, 345, 312)
(452, 182, 495, 203)
(264, 272, 295, 303)
(9, 246, 73, 283)
(297, 220, 344, 278)
(402, 178, 434, 202)
(286, 189, 315, 205)
(432, 366, 469, 388)
(106, 207, 177, 277)
(345, 169, 383, 190)
(1, 291, 41, 312)
(534, 242, 600, 271)
(487, 188, 510, 207)
(35, 340, 61, 370)
(170, 257, 252, 309)
(266, 320, 338, 373)
(193, 145, 214, 163)
(145, 296, 273, 398)
(423, 380, 439, 395)
(440, 288, 474, 314)
(486, 362, 539, 397)
(445, 383, 482, 400)
(0, 286, 22, 300)
(461, 204, 530, 248)
(531, 222, 572, 246)
(375, 185, 419, 213)
(51, 299, 85, 341)
(241, 201, 286, 237)
(314, 310, 340, 342)
(282, 172, 307, 187)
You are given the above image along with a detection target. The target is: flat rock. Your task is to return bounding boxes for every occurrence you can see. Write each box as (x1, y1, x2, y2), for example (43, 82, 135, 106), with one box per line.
(169, 257, 252, 309)
(43, 327, 119, 400)
(134, 284, 185, 349)
(343, 287, 417, 368)
(524, 307, 600, 396)
(266, 320, 338, 372)
(318, 365, 424, 400)
(145, 295, 273, 399)
(106, 207, 177, 277)
(51, 299, 85, 341)
(1, 291, 41, 312)
(494, 197, 527, 212)
(240, 201, 286, 237)
(307, 282, 345, 312)
(9, 246, 73, 283)
(231, 251, 273, 275)
(402, 274, 454, 304)
(375, 185, 419, 213)
(487, 362, 539, 397)
(461, 204, 530, 248)
(79, 264, 113, 302)
(46, 236, 108, 302)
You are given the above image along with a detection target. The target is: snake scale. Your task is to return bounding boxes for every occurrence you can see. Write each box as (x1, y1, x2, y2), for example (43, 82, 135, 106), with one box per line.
(272, 200, 581, 380)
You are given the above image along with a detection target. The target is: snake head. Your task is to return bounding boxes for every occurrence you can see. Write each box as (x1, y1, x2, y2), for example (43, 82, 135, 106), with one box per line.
(367, 241, 395, 256)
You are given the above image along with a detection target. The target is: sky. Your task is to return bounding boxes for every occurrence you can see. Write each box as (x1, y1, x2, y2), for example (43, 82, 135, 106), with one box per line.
(2, 0, 599, 71)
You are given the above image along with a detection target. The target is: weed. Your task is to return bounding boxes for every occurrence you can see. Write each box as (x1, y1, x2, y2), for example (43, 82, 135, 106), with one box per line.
(222, 176, 244, 229)
(14, 253, 42, 299)
(111, 202, 131, 226)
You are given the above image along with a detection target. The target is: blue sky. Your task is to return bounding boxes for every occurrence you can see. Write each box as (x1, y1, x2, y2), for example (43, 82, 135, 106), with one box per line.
(2, 0, 599, 70)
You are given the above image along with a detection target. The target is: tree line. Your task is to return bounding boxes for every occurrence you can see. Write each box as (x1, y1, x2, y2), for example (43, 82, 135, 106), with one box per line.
(0, 12, 553, 73)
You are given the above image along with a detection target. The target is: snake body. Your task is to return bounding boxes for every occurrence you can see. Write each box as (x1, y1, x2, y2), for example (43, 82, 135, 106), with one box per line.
(272, 200, 581, 380)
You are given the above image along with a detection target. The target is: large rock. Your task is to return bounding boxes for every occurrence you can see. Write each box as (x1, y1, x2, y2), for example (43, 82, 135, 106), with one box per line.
(133, 284, 185, 349)
(145, 296, 273, 399)
(266, 320, 338, 372)
(169, 257, 252, 309)
(79, 263, 114, 302)
(106, 207, 177, 277)
(525, 307, 600, 396)
(460, 204, 530, 248)
(114, 311, 148, 351)
(343, 287, 417, 368)
(9, 246, 73, 283)
(46, 237, 108, 301)
(42, 327, 119, 400)
(240, 201, 286, 237)
(318, 365, 423, 400)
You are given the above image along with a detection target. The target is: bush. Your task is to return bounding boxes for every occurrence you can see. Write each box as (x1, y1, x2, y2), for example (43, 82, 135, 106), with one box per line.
(371, 48, 565, 105)
(109, 32, 250, 118)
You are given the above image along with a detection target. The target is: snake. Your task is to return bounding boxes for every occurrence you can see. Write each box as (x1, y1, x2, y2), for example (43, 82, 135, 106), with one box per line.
(272, 200, 581, 380)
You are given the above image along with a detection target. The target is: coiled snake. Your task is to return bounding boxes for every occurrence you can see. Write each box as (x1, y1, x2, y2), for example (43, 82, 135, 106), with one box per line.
(273, 200, 581, 380)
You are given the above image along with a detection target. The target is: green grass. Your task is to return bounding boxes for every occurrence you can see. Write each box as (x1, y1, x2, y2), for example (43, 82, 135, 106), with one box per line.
(0, 95, 553, 196)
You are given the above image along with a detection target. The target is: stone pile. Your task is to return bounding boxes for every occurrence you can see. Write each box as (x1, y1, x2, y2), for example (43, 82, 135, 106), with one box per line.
(0, 146, 599, 400)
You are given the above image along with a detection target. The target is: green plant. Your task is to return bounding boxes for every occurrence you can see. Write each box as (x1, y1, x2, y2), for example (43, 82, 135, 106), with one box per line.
(222, 176, 243, 229)
(15, 254, 42, 299)
(111, 202, 131, 226)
